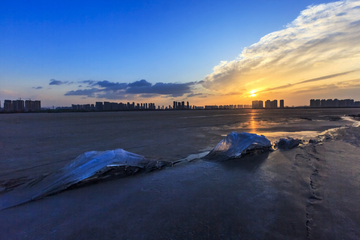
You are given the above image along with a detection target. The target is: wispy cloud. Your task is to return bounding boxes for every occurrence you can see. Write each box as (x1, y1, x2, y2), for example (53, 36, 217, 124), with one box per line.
(49, 79, 68, 85)
(32, 86, 43, 89)
(201, 0, 360, 99)
(187, 93, 204, 98)
(258, 70, 359, 93)
(293, 78, 360, 94)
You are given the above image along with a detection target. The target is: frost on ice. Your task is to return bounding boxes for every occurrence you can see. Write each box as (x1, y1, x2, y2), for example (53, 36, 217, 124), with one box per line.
(206, 132, 272, 160)
(0, 149, 170, 210)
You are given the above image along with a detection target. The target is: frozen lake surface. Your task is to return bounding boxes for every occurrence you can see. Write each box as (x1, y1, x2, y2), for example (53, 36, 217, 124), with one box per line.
(1, 109, 360, 239)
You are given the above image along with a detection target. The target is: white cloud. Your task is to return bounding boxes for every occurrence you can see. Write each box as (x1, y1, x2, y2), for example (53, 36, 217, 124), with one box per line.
(202, 0, 360, 95)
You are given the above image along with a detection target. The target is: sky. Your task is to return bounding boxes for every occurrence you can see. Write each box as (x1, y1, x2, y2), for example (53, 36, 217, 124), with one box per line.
(1, 0, 359, 107)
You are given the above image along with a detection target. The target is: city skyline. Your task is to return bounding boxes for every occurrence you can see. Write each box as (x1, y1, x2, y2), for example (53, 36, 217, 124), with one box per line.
(4, 96, 360, 112)
(1, 1, 360, 108)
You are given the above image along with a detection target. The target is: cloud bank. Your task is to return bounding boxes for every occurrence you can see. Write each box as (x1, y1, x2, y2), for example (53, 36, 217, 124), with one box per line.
(202, 0, 360, 98)
(64, 79, 199, 99)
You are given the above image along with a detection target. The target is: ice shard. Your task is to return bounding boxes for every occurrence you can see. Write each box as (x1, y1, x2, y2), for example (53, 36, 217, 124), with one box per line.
(205, 132, 272, 160)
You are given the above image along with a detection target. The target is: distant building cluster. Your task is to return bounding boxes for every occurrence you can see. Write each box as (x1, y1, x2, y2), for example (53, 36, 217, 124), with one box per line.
(70, 102, 157, 111)
(66, 101, 211, 111)
(310, 99, 360, 108)
(252, 99, 284, 109)
(204, 105, 252, 110)
(68, 101, 200, 111)
(2, 99, 41, 112)
(173, 101, 190, 110)
(67, 101, 255, 111)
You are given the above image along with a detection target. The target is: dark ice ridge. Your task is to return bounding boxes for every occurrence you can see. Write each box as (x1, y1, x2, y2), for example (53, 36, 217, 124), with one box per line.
(1, 117, 360, 210)
(276, 138, 303, 150)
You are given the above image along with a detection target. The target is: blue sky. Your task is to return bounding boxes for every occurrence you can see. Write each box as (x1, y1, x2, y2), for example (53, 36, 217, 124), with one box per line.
(1, 0, 359, 107)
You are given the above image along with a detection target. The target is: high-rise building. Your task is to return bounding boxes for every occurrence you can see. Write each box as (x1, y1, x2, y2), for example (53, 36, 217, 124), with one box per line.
(4, 100, 12, 111)
(34, 100, 41, 111)
(272, 100, 277, 108)
(104, 102, 111, 111)
(345, 99, 354, 107)
(25, 100, 41, 111)
(25, 100, 32, 111)
(310, 98, 356, 108)
(83, 104, 91, 111)
(96, 102, 103, 111)
(252, 100, 263, 109)
(12, 100, 24, 112)
(280, 99, 284, 108)
(265, 100, 271, 108)
(110, 102, 118, 111)
(265, 100, 278, 108)
(320, 99, 326, 107)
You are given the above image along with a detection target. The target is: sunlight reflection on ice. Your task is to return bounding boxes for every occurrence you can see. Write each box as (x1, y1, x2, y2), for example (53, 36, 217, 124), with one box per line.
(221, 131, 319, 142)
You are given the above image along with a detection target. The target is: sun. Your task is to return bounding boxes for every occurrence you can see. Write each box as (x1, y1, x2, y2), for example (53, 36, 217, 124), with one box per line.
(250, 90, 257, 97)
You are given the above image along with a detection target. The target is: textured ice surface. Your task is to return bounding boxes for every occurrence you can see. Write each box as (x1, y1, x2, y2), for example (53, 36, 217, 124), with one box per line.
(206, 132, 272, 160)
(0, 149, 169, 210)
(307, 117, 360, 146)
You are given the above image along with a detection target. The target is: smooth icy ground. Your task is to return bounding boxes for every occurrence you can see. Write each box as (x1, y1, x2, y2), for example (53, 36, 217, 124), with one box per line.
(1, 109, 360, 239)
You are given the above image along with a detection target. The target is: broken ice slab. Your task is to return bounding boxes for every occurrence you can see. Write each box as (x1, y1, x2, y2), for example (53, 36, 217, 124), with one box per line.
(205, 132, 272, 160)
(0, 149, 170, 210)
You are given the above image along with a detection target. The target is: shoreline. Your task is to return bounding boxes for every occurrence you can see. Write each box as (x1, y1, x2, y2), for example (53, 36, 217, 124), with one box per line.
(2, 106, 360, 115)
